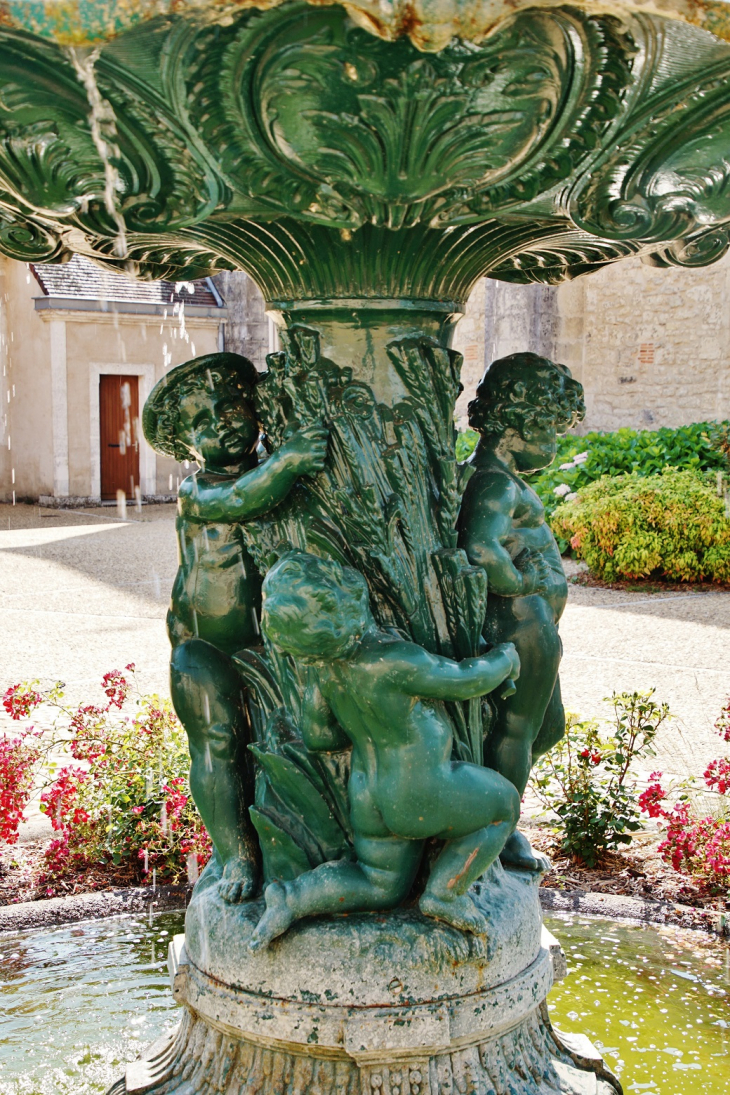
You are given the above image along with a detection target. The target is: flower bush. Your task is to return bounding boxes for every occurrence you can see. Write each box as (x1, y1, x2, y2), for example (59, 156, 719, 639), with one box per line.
(1, 668, 209, 894)
(531, 690, 670, 867)
(552, 468, 730, 583)
(639, 696, 730, 892)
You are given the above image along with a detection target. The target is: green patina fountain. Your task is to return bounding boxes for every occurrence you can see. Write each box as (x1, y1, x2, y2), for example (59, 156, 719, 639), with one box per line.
(3, 0, 730, 1091)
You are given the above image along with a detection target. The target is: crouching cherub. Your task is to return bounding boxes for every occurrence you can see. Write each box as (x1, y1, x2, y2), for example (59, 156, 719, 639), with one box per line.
(249, 550, 521, 951)
(142, 353, 328, 902)
(457, 352, 585, 872)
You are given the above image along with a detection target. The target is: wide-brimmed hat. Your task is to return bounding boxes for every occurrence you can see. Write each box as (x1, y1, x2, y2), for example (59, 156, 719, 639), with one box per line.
(142, 352, 259, 458)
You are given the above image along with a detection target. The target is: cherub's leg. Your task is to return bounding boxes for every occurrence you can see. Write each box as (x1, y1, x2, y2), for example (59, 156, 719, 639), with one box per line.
(532, 677, 565, 760)
(250, 770, 422, 950)
(482, 600, 561, 872)
(483, 599, 561, 797)
(170, 638, 259, 902)
(415, 764, 520, 934)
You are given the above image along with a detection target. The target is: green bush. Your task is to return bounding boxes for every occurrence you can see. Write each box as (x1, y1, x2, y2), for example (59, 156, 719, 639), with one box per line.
(456, 420, 730, 531)
(553, 468, 730, 583)
(531, 691, 669, 867)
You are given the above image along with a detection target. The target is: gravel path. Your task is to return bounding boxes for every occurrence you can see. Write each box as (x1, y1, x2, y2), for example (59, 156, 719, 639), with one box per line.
(2, 501, 728, 817)
(560, 561, 730, 777)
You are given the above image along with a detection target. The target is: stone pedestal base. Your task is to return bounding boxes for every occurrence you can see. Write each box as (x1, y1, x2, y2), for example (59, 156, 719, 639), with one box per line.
(109, 863, 621, 1095)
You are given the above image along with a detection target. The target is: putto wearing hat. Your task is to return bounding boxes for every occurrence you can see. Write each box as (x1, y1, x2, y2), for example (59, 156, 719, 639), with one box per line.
(143, 351, 329, 906)
(142, 352, 260, 463)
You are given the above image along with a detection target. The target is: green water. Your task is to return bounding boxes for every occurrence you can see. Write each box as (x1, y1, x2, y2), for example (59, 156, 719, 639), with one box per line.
(546, 914, 730, 1093)
(0, 910, 728, 1093)
(0, 909, 185, 1094)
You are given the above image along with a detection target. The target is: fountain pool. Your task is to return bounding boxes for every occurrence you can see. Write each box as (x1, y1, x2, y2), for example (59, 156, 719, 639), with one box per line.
(0, 911, 728, 1094)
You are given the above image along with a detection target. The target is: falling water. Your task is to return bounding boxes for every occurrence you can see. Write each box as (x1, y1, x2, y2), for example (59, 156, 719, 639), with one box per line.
(186, 853, 200, 885)
(69, 48, 129, 261)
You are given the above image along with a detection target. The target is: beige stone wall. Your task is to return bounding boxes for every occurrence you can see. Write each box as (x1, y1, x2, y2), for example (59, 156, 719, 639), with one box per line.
(3, 259, 54, 502)
(555, 254, 730, 432)
(455, 253, 730, 435)
(0, 257, 222, 503)
(453, 280, 559, 426)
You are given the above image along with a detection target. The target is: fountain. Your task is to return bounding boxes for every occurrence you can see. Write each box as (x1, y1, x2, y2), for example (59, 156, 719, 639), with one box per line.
(2, 0, 730, 1091)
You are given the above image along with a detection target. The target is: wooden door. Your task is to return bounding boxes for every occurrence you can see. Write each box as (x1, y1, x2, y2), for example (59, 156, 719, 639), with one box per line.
(99, 374, 140, 500)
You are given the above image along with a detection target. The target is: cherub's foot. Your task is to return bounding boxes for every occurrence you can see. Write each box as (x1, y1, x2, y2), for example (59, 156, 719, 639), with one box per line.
(499, 830, 550, 873)
(419, 891, 488, 936)
(218, 856, 257, 903)
(249, 882, 294, 952)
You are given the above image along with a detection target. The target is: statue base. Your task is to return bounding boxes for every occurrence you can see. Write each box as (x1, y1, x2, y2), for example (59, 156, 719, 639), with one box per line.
(109, 863, 621, 1095)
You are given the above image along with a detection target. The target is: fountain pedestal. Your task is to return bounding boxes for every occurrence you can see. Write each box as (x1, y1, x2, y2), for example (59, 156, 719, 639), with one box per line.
(116, 864, 617, 1095)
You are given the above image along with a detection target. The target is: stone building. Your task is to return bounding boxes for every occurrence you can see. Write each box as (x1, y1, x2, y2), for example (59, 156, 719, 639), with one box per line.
(0, 255, 226, 504)
(2, 246, 728, 506)
(452, 253, 730, 432)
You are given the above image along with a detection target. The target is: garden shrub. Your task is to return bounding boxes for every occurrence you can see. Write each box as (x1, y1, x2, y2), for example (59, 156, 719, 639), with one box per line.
(552, 468, 730, 582)
(640, 696, 730, 893)
(457, 419, 730, 528)
(531, 690, 669, 867)
(1, 668, 209, 894)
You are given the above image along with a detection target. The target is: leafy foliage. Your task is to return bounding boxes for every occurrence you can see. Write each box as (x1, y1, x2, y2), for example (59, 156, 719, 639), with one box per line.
(534, 421, 729, 518)
(531, 691, 669, 867)
(457, 419, 730, 537)
(552, 468, 730, 583)
(639, 696, 730, 892)
(1, 669, 209, 894)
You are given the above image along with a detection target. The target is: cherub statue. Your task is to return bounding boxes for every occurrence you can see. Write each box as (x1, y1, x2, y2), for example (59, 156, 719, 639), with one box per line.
(142, 353, 328, 902)
(249, 550, 521, 950)
(457, 352, 585, 872)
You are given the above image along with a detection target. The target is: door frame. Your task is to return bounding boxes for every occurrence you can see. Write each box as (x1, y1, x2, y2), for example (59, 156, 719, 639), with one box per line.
(89, 363, 156, 500)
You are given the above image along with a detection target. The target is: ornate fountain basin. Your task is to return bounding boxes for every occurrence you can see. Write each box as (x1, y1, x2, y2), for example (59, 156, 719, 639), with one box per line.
(2, 2, 728, 1093)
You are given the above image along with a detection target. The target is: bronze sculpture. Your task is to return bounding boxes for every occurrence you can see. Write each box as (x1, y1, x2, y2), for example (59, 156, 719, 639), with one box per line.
(458, 353, 586, 872)
(2, 0, 728, 1087)
(143, 353, 328, 902)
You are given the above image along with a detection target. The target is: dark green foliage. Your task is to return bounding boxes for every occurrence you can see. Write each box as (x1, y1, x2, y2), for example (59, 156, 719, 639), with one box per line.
(535, 421, 730, 519)
(553, 469, 730, 583)
(458, 419, 730, 552)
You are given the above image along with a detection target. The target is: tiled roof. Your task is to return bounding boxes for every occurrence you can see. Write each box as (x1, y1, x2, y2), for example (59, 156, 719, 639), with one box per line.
(32, 255, 223, 308)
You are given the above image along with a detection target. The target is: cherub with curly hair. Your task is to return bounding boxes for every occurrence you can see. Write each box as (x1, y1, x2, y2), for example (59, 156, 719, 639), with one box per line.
(143, 353, 328, 902)
(457, 352, 585, 872)
(250, 550, 521, 950)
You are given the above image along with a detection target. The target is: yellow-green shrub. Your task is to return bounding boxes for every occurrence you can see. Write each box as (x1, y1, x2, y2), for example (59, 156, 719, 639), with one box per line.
(553, 469, 730, 582)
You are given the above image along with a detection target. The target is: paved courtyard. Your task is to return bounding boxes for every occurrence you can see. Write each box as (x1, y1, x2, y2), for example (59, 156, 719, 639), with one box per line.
(1, 501, 728, 829)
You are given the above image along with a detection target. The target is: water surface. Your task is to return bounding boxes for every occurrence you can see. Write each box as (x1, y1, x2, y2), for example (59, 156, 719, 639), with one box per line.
(547, 914, 730, 1093)
(0, 909, 728, 1093)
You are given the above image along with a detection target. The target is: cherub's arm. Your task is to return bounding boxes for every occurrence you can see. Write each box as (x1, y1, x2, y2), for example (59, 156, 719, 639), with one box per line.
(459, 475, 542, 596)
(300, 677, 350, 753)
(387, 642, 519, 703)
(181, 426, 328, 523)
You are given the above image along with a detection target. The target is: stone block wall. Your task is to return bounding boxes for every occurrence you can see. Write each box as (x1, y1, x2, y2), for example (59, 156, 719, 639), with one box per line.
(455, 253, 730, 433)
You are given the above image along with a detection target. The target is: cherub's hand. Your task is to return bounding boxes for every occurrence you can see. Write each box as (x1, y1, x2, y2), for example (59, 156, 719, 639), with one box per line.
(515, 550, 550, 595)
(491, 641, 520, 681)
(279, 424, 329, 476)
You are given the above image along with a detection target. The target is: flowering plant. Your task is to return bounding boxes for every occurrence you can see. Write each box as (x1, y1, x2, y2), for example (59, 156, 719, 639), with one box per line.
(639, 696, 730, 892)
(1, 668, 209, 894)
(531, 690, 670, 866)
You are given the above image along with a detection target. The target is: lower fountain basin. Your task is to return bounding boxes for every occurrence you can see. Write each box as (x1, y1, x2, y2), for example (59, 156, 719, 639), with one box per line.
(106, 863, 619, 1094)
(1, 906, 728, 1093)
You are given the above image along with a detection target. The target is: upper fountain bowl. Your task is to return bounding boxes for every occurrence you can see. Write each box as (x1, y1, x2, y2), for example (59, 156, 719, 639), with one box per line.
(4, 0, 730, 51)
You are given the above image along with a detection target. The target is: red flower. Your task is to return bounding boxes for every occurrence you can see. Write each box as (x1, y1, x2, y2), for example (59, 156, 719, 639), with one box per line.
(2, 684, 42, 721)
(638, 772, 667, 819)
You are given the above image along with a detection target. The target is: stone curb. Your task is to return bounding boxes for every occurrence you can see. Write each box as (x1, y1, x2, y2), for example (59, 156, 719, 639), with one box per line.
(0, 884, 724, 936)
(0, 884, 190, 933)
(540, 886, 727, 935)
